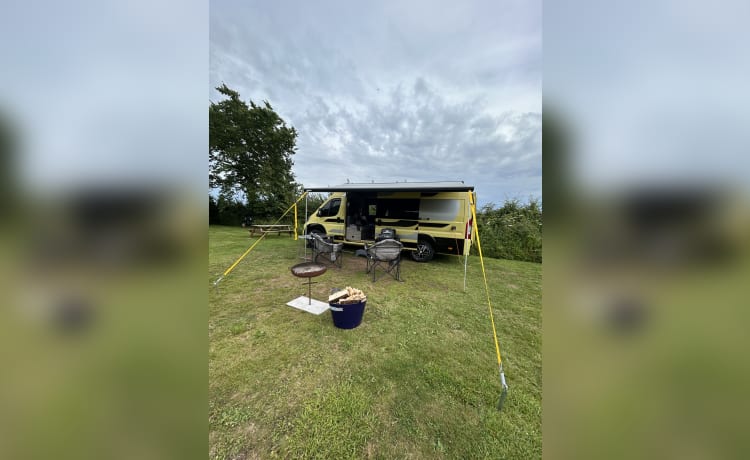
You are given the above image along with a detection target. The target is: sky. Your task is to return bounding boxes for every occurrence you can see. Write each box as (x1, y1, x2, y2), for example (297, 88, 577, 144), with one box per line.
(210, 0, 541, 207)
(2, 1, 207, 193)
(544, 0, 750, 193)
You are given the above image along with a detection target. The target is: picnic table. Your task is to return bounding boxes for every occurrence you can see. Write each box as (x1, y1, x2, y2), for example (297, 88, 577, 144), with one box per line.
(248, 224, 294, 237)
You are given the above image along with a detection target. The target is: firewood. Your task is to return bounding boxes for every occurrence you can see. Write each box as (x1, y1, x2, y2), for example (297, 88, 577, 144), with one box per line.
(330, 286, 366, 304)
(328, 289, 349, 302)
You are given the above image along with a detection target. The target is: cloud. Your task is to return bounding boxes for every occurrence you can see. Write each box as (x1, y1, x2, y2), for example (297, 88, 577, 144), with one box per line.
(210, 0, 541, 205)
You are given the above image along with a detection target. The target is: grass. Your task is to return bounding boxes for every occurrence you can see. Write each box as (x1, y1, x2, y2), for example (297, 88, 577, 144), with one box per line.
(209, 225, 541, 459)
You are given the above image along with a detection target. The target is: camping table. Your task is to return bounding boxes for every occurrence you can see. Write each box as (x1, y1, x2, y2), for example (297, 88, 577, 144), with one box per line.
(248, 224, 294, 237)
(287, 262, 330, 315)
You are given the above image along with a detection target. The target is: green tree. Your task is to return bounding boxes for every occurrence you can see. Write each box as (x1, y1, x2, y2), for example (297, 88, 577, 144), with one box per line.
(208, 195, 220, 225)
(209, 84, 298, 218)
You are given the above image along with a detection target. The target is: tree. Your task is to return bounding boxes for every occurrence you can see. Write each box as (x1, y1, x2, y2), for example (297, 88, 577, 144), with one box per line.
(209, 84, 298, 218)
(208, 195, 220, 225)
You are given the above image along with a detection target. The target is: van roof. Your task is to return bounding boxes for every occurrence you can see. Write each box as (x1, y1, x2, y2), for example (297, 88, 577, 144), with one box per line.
(305, 181, 474, 192)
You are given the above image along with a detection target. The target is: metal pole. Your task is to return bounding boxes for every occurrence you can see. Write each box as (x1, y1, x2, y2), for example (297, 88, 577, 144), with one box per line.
(464, 191, 471, 292)
(464, 250, 469, 291)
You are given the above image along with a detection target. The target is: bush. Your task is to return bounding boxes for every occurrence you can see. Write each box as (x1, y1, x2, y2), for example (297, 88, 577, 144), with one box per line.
(472, 199, 542, 263)
(209, 191, 327, 228)
(209, 195, 252, 226)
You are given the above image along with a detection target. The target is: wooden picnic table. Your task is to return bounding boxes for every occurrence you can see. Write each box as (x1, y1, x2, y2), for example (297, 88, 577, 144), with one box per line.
(248, 224, 294, 237)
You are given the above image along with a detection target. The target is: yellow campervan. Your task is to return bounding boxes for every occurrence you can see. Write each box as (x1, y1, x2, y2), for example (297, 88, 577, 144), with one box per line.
(303, 181, 475, 262)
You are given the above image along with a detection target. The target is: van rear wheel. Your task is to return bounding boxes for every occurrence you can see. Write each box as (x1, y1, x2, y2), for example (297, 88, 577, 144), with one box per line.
(411, 239, 435, 262)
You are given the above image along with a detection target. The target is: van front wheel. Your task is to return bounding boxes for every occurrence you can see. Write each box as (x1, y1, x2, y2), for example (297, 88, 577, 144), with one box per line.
(411, 239, 435, 262)
(307, 228, 325, 248)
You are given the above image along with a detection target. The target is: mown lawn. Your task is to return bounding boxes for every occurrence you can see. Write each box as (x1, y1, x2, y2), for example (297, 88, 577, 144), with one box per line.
(209, 225, 541, 459)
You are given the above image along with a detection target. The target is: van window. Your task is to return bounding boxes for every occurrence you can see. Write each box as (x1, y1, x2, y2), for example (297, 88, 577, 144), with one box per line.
(376, 199, 419, 220)
(329, 199, 341, 216)
(319, 198, 341, 217)
(420, 199, 461, 221)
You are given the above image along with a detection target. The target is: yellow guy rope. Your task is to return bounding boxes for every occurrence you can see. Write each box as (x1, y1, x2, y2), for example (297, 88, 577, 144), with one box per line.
(468, 192, 509, 409)
(294, 198, 299, 241)
(213, 191, 308, 287)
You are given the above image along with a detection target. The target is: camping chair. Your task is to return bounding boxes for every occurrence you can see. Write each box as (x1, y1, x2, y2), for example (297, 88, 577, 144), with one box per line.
(365, 238, 403, 282)
(312, 233, 344, 268)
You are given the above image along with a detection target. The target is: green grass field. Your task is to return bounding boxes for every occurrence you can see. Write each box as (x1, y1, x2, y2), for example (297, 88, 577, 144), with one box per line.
(209, 226, 541, 459)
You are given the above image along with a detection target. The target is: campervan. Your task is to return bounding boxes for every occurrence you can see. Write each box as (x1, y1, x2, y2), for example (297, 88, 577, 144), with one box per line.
(303, 182, 475, 262)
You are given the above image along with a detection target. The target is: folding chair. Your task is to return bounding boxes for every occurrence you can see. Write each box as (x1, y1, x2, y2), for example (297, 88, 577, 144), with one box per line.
(311, 233, 344, 268)
(365, 238, 403, 282)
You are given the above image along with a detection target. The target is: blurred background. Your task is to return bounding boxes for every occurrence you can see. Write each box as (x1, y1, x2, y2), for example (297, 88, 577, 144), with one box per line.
(0, 1, 206, 459)
(544, 1, 750, 458)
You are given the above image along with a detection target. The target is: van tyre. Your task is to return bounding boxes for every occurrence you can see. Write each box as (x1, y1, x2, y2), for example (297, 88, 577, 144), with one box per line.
(411, 239, 435, 262)
(307, 228, 325, 248)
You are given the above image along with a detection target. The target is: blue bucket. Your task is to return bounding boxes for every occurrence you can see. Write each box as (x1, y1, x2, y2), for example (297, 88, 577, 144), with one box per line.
(329, 300, 366, 329)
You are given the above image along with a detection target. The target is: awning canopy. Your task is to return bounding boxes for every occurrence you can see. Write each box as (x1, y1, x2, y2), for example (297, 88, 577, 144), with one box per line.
(304, 181, 474, 193)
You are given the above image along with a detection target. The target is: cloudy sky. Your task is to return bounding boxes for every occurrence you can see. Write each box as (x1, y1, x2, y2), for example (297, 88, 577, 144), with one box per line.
(210, 0, 541, 206)
(545, 0, 750, 193)
(2, 1, 207, 193)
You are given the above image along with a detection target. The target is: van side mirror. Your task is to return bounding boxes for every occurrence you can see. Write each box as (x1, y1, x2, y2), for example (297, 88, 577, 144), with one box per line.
(317, 209, 322, 217)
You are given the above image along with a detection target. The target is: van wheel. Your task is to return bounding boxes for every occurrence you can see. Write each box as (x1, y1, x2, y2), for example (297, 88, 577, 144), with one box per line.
(411, 239, 435, 262)
(307, 229, 325, 248)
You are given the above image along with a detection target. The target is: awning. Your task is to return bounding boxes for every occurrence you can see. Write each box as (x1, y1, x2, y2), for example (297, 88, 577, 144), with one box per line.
(304, 181, 474, 192)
